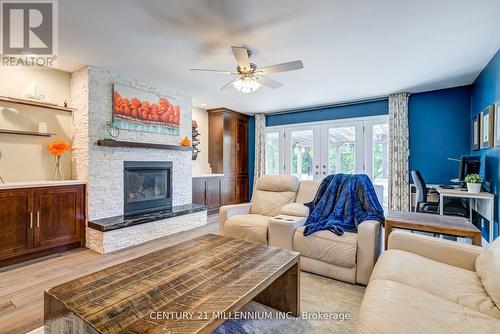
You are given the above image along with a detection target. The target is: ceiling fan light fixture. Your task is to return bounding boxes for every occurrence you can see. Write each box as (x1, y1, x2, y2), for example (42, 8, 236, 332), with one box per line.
(233, 76, 261, 93)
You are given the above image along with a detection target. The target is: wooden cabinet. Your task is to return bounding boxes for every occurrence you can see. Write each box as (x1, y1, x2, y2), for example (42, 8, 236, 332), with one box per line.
(0, 189, 34, 260)
(207, 108, 249, 206)
(0, 184, 85, 268)
(192, 176, 223, 214)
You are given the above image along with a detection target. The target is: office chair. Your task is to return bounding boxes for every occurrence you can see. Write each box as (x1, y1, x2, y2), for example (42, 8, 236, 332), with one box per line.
(411, 170, 468, 217)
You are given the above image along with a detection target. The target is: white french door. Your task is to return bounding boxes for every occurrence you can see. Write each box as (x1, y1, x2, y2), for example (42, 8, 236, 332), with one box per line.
(265, 116, 389, 204)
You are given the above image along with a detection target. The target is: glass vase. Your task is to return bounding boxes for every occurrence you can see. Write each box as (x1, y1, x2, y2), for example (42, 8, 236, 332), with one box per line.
(53, 156, 64, 180)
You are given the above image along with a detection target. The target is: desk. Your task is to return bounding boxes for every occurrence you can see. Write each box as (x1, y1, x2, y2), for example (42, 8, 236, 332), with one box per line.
(385, 211, 482, 249)
(435, 186, 494, 243)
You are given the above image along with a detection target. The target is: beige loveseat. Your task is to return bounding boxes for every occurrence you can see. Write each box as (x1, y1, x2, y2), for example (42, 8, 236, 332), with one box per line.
(357, 230, 500, 333)
(219, 175, 383, 285)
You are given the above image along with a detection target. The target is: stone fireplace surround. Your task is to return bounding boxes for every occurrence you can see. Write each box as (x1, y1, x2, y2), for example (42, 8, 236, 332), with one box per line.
(70, 66, 207, 254)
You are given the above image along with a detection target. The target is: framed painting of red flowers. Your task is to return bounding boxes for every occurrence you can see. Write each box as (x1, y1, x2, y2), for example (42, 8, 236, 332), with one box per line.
(112, 83, 181, 135)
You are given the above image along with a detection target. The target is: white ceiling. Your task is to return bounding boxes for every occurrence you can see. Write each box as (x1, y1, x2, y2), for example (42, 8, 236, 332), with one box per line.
(58, 0, 500, 114)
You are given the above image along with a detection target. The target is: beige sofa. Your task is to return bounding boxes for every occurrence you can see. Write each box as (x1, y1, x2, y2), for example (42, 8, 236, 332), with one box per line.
(219, 175, 383, 285)
(357, 230, 500, 333)
(220, 175, 301, 244)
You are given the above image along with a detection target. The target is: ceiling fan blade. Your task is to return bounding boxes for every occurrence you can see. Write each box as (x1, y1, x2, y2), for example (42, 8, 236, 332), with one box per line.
(256, 60, 303, 74)
(220, 78, 239, 91)
(190, 68, 236, 75)
(231, 46, 251, 71)
(256, 76, 282, 89)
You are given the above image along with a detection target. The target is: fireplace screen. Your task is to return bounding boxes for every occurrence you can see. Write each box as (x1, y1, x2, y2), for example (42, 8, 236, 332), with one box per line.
(124, 161, 172, 216)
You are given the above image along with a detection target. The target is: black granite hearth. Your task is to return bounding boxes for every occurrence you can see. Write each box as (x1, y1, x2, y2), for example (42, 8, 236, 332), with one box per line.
(88, 204, 207, 232)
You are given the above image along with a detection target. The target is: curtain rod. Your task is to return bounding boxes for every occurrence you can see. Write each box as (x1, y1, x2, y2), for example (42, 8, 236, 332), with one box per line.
(265, 95, 393, 116)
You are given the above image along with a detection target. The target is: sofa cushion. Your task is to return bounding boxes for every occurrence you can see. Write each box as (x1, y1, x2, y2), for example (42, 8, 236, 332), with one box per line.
(357, 279, 500, 334)
(224, 214, 269, 244)
(255, 175, 299, 192)
(295, 180, 319, 204)
(251, 190, 296, 217)
(293, 226, 358, 268)
(280, 203, 309, 217)
(371, 249, 500, 319)
(476, 236, 500, 309)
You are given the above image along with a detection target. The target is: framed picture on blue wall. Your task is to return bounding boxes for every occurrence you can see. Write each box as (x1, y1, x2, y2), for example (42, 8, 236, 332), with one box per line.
(472, 115, 480, 150)
(495, 101, 500, 147)
(480, 105, 494, 149)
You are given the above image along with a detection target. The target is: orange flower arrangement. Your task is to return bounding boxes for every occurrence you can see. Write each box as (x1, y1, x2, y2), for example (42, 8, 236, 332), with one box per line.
(47, 140, 71, 180)
(47, 140, 71, 157)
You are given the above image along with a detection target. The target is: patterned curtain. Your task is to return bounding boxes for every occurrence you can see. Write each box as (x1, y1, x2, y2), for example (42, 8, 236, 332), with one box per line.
(388, 93, 410, 211)
(253, 114, 266, 185)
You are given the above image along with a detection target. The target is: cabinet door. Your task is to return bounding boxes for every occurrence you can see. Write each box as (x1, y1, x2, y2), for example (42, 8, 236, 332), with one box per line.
(34, 186, 83, 248)
(222, 176, 237, 205)
(206, 177, 222, 210)
(0, 190, 34, 260)
(236, 176, 248, 203)
(236, 119, 248, 175)
(224, 116, 238, 175)
(192, 178, 207, 206)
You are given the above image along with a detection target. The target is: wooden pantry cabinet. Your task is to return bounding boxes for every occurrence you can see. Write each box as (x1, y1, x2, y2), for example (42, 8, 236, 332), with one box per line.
(0, 184, 85, 267)
(207, 108, 249, 205)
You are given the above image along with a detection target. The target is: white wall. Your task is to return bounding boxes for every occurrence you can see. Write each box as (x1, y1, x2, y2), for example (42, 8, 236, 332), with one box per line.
(191, 107, 209, 175)
(0, 69, 72, 182)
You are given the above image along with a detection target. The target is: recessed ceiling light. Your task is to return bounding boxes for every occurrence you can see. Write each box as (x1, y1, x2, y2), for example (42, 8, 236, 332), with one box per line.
(201, 103, 208, 107)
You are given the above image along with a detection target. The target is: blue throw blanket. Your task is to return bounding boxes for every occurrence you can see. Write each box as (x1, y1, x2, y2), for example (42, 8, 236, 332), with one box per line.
(303, 174, 384, 236)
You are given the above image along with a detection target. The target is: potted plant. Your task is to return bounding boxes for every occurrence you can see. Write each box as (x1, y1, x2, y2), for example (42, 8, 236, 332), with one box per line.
(464, 174, 483, 193)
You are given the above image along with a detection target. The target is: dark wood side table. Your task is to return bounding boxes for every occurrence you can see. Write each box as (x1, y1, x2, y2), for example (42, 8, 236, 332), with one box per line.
(385, 211, 482, 249)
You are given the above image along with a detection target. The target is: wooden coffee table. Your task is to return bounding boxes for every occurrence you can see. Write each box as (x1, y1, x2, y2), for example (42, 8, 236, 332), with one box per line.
(385, 211, 482, 249)
(44, 234, 300, 334)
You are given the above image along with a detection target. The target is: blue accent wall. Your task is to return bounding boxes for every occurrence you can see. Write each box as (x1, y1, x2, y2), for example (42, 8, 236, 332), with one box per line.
(266, 100, 388, 126)
(409, 86, 471, 184)
(470, 49, 500, 240)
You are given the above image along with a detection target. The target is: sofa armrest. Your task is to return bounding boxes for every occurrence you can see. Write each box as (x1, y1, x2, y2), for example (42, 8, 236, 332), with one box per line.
(280, 203, 309, 217)
(268, 215, 306, 250)
(219, 203, 252, 234)
(388, 230, 482, 271)
(356, 220, 381, 285)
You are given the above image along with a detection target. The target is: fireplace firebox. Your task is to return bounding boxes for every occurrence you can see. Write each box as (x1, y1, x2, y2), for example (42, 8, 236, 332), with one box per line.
(124, 161, 172, 216)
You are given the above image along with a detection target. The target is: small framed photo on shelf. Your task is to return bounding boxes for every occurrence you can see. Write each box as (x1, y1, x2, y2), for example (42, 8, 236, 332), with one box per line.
(472, 115, 480, 150)
(480, 105, 494, 149)
(495, 101, 500, 147)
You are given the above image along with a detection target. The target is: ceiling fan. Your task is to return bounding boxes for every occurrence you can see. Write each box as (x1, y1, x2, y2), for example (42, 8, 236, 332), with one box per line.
(191, 46, 304, 93)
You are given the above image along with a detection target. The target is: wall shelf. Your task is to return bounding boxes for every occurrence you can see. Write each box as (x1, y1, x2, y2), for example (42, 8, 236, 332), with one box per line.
(0, 96, 75, 112)
(0, 129, 55, 137)
(96, 140, 193, 151)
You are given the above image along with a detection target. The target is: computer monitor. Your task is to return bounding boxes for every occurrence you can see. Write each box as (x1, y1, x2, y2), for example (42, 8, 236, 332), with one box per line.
(458, 156, 481, 181)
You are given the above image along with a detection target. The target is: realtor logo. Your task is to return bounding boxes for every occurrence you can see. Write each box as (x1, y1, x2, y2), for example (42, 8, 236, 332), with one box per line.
(1, 0, 58, 67)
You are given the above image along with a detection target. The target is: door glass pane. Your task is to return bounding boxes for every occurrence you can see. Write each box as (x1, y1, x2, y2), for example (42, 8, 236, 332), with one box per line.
(328, 126, 356, 174)
(265, 132, 280, 175)
(372, 123, 389, 207)
(290, 130, 314, 180)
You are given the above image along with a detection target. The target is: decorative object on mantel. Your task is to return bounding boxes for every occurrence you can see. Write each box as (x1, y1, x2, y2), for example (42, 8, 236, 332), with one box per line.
(47, 140, 71, 180)
(192, 120, 200, 160)
(112, 83, 181, 135)
(180, 136, 191, 146)
(480, 105, 494, 149)
(21, 80, 50, 102)
(97, 139, 192, 151)
(104, 121, 120, 140)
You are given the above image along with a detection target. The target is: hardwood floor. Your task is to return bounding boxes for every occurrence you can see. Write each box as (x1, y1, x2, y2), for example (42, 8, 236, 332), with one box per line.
(0, 215, 219, 334)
